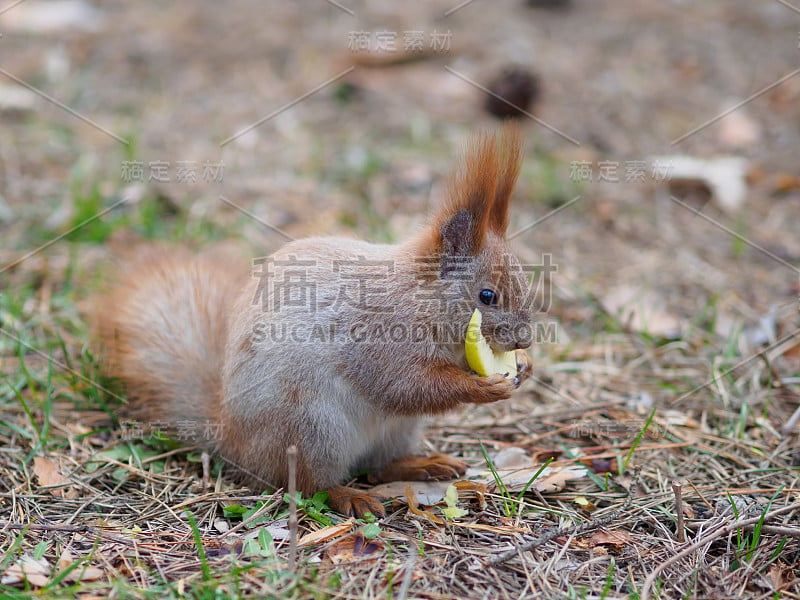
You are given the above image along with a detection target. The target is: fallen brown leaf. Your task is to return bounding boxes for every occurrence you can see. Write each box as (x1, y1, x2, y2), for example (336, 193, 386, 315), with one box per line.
(371, 480, 452, 505)
(1, 555, 51, 587)
(297, 518, 355, 547)
(492, 465, 587, 493)
(33, 456, 78, 499)
(768, 561, 792, 590)
(57, 549, 105, 583)
(586, 529, 634, 550)
(325, 532, 385, 565)
(452, 480, 487, 509)
(405, 484, 444, 525)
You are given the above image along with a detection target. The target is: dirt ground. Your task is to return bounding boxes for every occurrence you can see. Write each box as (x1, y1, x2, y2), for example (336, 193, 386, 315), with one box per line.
(1, 0, 800, 598)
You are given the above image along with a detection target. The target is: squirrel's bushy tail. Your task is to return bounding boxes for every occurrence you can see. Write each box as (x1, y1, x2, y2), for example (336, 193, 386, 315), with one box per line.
(93, 245, 246, 438)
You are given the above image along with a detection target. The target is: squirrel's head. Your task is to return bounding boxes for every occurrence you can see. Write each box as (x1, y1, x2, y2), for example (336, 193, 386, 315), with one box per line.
(418, 124, 533, 353)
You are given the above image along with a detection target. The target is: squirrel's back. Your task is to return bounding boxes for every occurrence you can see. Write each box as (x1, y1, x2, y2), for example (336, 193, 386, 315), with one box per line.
(93, 245, 247, 435)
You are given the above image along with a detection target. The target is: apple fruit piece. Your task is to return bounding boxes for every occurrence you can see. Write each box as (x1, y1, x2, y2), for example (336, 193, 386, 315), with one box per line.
(464, 308, 518, 378)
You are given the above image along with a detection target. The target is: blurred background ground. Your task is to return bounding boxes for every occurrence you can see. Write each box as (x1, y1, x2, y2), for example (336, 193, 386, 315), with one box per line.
(1, 1, 800, 598)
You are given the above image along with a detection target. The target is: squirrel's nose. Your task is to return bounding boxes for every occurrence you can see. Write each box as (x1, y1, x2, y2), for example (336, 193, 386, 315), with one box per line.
(514, 323, 533, 349)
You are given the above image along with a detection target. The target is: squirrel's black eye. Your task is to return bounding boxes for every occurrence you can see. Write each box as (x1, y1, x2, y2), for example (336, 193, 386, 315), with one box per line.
(479, 289, 498, 306)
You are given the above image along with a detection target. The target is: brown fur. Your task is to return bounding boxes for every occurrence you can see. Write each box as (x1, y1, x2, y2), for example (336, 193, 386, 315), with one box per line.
(371, 453, 468, 483)
(91, 126, 533, 517)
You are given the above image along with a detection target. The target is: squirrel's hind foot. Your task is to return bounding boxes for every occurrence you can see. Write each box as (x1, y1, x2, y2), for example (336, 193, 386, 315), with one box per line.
(369, 453, 468, 484)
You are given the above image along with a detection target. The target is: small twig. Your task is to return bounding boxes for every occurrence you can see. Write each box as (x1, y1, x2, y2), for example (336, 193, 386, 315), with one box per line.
(287, 444, 298, 572)
(781, 404, 800, 434)
(686, 478, 715, 513)
(397, 548, 417, 600)
(1, 521, 93, 534)
(0, 521, 136, 546)
(201, 452, 211, 489)
(639, 502, 800, 600)
(672, 481, 685, 543)
(487, 467, 641, 566)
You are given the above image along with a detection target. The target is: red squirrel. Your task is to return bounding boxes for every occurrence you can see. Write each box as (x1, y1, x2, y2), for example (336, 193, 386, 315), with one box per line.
(94, 124, 533, 517)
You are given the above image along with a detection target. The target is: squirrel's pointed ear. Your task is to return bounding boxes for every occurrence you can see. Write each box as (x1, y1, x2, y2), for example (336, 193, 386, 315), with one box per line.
(436, 131, 499, 257)
(439, 208, 475, 258)
(488, 123, 523, 236)
(417, 126, 523, 268)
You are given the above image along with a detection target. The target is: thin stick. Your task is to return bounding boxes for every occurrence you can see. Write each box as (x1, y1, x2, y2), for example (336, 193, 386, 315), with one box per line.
(782, 404, 800, 434)
(639, 502, 800, 600)
(672, 481, 685, 543)
(397, 549, 417, 600)
(0, 521, 135, 546)
(685, 478, 714, 513)
(201, 452, 211, 489)
(287, 444, 298, 572)
(487, 467, 641, 566)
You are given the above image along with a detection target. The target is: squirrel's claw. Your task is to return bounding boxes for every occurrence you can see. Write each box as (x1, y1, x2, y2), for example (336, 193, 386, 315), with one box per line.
(515, 350, 532, 385)
(325, 485, 386, 519)
(467, 373, 515, 404)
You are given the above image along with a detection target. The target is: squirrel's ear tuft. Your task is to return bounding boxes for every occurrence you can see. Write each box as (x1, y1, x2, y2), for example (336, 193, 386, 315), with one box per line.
(427, 124, 523, 261)
(488, 122, 523, 236)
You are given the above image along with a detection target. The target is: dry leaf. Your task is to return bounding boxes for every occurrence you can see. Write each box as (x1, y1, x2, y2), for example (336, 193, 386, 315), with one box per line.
(325, 532, 385, 565)
(453, 480, 487, 509)
(405, 484, 444, 524)
(33, 456, 78, 499)
(586, 530, 633, 550)
(650, 154, 749, 212)
(1, 555, 51, 587)
(532, 450, 562, 463)
(584, 458, 616, 474)
(772, 173, 800, 193)
(477, 464, 586, 493)
(371, 480, 452, 505)
(492, 447, 530, 469)
(530, 466, 587, 493)
(767, 561, 791, 590)
(57, 549, 104, 583)
(297, 518, 355, 547)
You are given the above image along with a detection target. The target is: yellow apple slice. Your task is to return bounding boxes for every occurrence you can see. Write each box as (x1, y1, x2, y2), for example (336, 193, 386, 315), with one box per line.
(465, 308, 518, 378)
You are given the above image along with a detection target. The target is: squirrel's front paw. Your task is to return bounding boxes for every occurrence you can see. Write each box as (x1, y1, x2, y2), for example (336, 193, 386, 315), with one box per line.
(326, 485, 386, 519)
(467, 373, 515, 404)
(514, 350, 533, 387)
